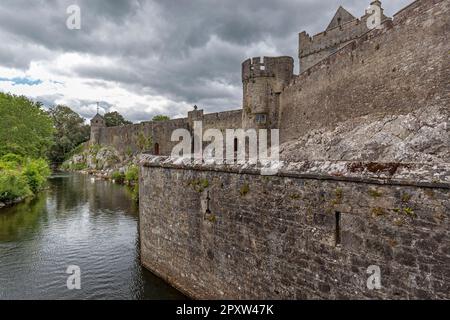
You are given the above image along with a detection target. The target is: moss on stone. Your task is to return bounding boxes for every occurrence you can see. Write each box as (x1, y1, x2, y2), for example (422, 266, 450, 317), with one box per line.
(368, 189, 383, 198)
(371, 207, 386, 217)
(189, 179, 210, 193)
(240, 183, 250, 197)
(401, 193, 412, 203)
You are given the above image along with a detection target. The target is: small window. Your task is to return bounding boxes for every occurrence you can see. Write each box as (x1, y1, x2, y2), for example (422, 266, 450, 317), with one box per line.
(154, 143, 160, 155)
(255, 114, 267, 125)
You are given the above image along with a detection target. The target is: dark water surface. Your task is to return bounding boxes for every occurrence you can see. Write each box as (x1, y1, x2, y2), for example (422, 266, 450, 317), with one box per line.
(0, 173, 186, 300)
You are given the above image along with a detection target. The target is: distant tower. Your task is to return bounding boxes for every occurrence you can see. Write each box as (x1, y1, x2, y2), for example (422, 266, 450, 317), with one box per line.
(90, 105, 106, 145)
(242, 56, 294, 130)
(298, 1, 388, 72)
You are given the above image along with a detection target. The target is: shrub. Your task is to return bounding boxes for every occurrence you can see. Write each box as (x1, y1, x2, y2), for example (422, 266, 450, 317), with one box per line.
(1, 153, 24, 165)
(22, 159, 51, 193)
(111, 171, 125, 184)
(131, 184, 139, 203)
(0, 170, 32, 202)
(125, 165, 139, 184)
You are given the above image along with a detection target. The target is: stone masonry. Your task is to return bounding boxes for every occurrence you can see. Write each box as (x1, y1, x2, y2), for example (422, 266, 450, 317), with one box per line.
(89, 0, 450, 299)
(90, 0, 449, 154)
(140, 156, 450, 299)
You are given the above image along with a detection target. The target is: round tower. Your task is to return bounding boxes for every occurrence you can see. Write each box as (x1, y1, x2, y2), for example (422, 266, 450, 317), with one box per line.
(242, 56, 294, 130)
(90, 113, 106, 145)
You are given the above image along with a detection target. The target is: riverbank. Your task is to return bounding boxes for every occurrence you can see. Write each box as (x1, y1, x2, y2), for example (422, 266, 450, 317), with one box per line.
(0, 155, 51, 211)
(0, 196, 29, 210)
(0, 172, 185, 299)
(62, 144, 140, 201)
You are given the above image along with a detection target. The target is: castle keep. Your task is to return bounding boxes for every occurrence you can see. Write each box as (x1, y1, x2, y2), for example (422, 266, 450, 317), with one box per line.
(91, 0, 450, 300)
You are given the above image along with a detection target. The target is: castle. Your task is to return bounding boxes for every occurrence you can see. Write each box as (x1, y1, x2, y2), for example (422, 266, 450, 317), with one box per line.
(92, 0, 443, 154)
(91, 0, 450, 299)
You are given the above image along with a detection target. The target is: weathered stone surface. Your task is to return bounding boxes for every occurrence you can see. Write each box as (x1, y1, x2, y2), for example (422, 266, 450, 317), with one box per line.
(139, 156, 449, 300)
(280, 105, 449, 163)
(280, 0, 449, 143)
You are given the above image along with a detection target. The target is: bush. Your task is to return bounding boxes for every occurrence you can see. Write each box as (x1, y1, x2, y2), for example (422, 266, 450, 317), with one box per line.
(131, 184, 139, 203)
(1, 153, 24, 165)
(21, 159, 51, 193)
(0, 170, 32, 202)
(111, 171, 125, 184)
(125, 165, 139, 184)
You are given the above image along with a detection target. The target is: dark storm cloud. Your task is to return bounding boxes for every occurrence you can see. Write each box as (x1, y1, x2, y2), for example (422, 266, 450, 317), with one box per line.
(0, 0, 412, 121)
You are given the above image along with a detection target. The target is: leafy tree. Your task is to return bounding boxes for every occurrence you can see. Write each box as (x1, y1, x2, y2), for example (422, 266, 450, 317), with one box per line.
(152, 115, 170, 122)
(47, 105, 90, 163)
(104, 111, 132, 127)
(0, 92, 54, 158)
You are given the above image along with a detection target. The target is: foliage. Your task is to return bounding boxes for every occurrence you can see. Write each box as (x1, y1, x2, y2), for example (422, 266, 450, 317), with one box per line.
(0, 156, 50, 202)
(111, 171, 125, 184)
(152, 115, 170, 122)
(125, 165, 139, 184)
(131, 184, 139, 204)
(0, 170, 32, 202)
(22, 159, 51, 193)
(104, 111, 132, 127)
(0, 92, 54, 158)
(65, 142, 87, 161)
(137, 131, 153, 152)
(47, 105, 90, 163)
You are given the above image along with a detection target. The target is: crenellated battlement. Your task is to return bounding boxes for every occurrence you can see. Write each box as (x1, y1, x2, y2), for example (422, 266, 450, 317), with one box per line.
(90, 0, 448, 163)
(242, 56, 294, 83)
(298, 1, 389, 72)
(241, 56, 294, 130)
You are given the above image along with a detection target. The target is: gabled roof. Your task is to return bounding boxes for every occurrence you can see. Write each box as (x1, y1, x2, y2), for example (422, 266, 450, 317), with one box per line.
(91, 113, 104, 122)
(326, 6, 356, 30)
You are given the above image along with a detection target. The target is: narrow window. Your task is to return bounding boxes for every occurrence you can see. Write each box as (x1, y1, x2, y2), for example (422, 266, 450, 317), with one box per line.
(154, 143, 160, 155)
(335, 211, 341, 246)
(255, 113, 267, 125)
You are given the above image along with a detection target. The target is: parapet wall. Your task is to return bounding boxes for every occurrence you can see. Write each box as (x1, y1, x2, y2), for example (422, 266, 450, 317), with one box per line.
(299, 18, 369, 71)
(139, 155, 450, 299)
(96, 109, 243, 155)
(280, 0, 450, 143)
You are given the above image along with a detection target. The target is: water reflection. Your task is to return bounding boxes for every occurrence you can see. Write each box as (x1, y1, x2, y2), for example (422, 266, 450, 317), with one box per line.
(0, 173, 186, 300)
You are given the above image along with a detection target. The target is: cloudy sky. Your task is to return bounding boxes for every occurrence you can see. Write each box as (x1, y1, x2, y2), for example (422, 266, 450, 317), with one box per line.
(0, 0, 412, 123)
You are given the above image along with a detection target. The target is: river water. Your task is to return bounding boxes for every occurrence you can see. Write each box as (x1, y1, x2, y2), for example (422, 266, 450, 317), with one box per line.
(0, 173, 185, 300)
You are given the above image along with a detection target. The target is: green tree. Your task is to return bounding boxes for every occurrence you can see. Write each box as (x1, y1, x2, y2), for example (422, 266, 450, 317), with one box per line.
(152, 115, 170, 122)
(104, 111, 132, 127)
(0, 92, 54, 158)
(47, 105, 90, 163)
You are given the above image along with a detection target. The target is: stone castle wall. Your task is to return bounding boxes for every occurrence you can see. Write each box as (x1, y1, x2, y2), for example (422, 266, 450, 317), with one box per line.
(139, 156, 450, 299)
(96, 109, 243, 155)
(280, 0, 449, 144)
(132, 0, 450, 300)
(299, 18, 370, 72)
(92, 0, 449, 156)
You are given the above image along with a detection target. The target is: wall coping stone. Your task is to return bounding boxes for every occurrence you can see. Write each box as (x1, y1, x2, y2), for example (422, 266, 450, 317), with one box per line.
(140, 155, 450, 189)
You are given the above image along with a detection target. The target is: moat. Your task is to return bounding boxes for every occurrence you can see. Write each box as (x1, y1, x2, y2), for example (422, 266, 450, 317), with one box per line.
(0, 173, 185, 300)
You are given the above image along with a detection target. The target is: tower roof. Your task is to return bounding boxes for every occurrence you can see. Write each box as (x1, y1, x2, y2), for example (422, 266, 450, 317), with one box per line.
(326, 6, 356, 30)
(91, 113, 105, 125)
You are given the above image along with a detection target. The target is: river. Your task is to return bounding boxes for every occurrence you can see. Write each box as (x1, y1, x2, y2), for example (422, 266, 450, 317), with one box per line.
(0, 172, 186, 300)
